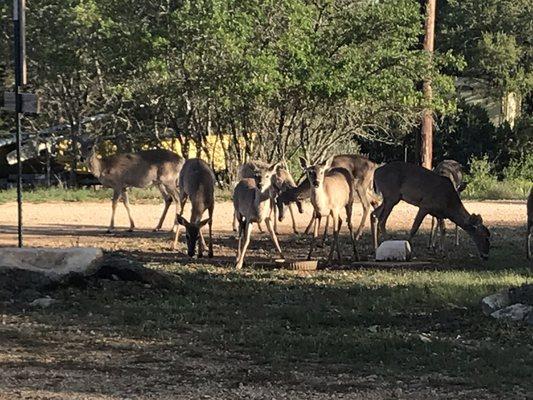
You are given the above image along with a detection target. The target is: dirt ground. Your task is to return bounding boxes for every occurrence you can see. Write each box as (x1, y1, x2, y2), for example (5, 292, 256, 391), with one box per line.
(0, 199, 527, 259)
(0, 199, 530, 400)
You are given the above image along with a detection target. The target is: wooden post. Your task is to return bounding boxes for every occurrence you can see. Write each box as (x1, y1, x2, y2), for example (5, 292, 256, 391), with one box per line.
(421, 0, 436, 170)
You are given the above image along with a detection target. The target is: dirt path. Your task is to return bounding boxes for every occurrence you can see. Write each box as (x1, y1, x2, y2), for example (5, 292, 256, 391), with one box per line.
(0, 199, 526, 250)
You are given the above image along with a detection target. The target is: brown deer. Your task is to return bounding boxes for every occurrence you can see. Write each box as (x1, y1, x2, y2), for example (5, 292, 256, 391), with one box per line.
(300, 157, 359, 262)
(370, 162, 490, 260)
(233, 162, 283, 269)
(79, 136, 183, 232)
(173, 158, 215, 257)
(233, 160, 301, 233)
(429, 160, 468, 251)
(526, 188, 533, 260)
(277, 154, 379, 240)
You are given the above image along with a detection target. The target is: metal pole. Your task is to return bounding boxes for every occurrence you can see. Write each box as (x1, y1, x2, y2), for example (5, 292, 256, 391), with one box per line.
(13, 0, 25, 247)
(420, 0, 436, 170)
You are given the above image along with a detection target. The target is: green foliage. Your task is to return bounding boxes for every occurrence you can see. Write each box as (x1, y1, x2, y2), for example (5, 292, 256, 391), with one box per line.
(462, 155, 531, 200)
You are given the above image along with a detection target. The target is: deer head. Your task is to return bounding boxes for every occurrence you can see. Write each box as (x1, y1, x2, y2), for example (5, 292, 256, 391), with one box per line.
(465, 213, 490, 260)
(176, 215, 210, 257)
(78, 135, 99, 162)
(252, 162, 280, 192)
(299, 156, 334, 188)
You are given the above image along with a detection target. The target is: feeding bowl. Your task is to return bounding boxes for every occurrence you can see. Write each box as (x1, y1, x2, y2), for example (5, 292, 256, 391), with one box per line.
(275, 259, 318, 271)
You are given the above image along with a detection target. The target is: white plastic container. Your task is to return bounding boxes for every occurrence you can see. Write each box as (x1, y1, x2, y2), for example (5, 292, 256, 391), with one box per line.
(375, 240, 412, 261)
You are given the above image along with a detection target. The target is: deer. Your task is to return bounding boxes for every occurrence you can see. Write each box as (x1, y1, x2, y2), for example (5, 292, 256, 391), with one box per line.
(233, 162, 284, 269)
(429, 160, 468, 251)
(173, 158, 215, 258)
(370, 162, 490, 260)
(526, 187, 533, 260)
(78, 136, 184, 233)
(299, 156, 359, 262)
(277, 154, 379, 241)
(233, 160, 302, 234)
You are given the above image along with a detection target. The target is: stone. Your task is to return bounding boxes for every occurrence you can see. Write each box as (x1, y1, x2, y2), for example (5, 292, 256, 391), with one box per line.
(481, 290, 511, 316)
(490, 303, 533, 322)
(30, 297, 57, 308)
(375, 240, 412, 262)
(0, 247, 104, 281)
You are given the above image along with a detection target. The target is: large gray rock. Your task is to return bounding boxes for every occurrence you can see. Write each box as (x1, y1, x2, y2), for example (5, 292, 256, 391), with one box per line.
(0, 247, 104, 280)
(490, 303, 533, 322)
(481, 290, 511, 316)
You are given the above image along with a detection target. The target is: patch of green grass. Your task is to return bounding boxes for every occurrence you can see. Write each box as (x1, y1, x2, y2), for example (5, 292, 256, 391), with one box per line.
(32, 262, 532, 394)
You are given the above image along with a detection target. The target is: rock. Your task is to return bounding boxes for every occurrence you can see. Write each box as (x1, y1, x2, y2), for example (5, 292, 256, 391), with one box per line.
(481, 290, 511, 316)
(375, 240, 412, 262)
(0, 247, 104, 281)
(490, 303, 533, 322)
(526, 312, 533, 326)
(30, 297, 57, 308)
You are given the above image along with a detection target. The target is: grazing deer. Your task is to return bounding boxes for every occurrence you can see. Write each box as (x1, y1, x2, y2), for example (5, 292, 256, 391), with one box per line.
(370, 162, 490, 260)
(300, 157, 359, 262)
(79, 136, 183, 232)
(233, 160, 301, 233)
(233, 162, 283, 269)
(173, 158, 215, 257)
(429, 160, 468, 251)
(526, 188, 533, 260)
(277, 154, 378, 240)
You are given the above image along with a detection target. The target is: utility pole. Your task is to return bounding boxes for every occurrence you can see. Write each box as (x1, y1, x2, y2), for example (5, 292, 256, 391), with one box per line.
(13, 0, 26, 247)
(421, 0, 436, 170)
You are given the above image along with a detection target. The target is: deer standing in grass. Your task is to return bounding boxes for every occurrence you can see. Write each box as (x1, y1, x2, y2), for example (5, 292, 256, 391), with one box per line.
(79, 136, 183, 232)
(370, 162, 490, 260)
(173, 158, 215, 258)
(429, 160, 468, 251)
(233, 161, 301, 234)
(300, 156, 359, 262)
(277, 154, 378, 240)
(527, 188, 533, 260)
(233, 162, 283, 269)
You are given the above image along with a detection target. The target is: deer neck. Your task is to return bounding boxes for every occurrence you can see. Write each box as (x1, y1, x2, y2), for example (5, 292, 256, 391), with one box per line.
(310, 181, 328, 215)
(447, 201, 472, 232)
(88, 153, 103, 178)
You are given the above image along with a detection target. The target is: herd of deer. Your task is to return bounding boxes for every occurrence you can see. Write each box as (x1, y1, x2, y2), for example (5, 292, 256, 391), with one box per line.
(78, 136, 533, 267)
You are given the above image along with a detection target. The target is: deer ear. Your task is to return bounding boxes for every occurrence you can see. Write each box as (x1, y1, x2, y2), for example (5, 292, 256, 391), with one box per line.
(269, 162, 281, 173)
(299, 157, 308, 170)
(469, 213, 483, 226)
(457, 182, 468, 192)
(324, 155, 335, 170)
(176, 215, 190, 227)
(199, 218, 210, 227)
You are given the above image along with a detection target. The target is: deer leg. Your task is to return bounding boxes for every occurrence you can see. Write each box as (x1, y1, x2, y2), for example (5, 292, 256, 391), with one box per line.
(155, 194, 172, 231)
(346, 203, 359, 261)
(198, 229, 205, 258)
(288, 203, 298, 234)
(308, 215, 321, 260)
(257, 222, 265, 233)
(376, 200, 399, 239)
(354, 185, 371, 240)
(408, 208, 428, 245)
(429, 217, 436, 249)
(235, 221, 253, 270)
(121, 190, 135, 232)
(320, 215, 330, 247)
(454, 224, 459, 246)
(173, 193, 188, 248)
(438, 218, 446, 253)
(304, 213, 315, 235)
(265, 217, 283, 258)
(271, 198, 279, 234)
(108, 190, 121, 233)
(328, 213, 342, 263)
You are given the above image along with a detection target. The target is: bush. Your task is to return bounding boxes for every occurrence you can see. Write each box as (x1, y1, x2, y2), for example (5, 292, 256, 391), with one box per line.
(463, 155, 531, 200)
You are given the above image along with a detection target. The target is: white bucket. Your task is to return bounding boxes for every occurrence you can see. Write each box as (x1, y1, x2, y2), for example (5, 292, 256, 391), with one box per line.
(375, 240, 412, 261)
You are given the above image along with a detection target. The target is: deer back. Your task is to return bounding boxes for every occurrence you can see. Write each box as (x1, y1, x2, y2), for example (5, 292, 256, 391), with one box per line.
(434, 159, 465, 192)
(331, 154, 377, 182)
(179, 158, 215, 222)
